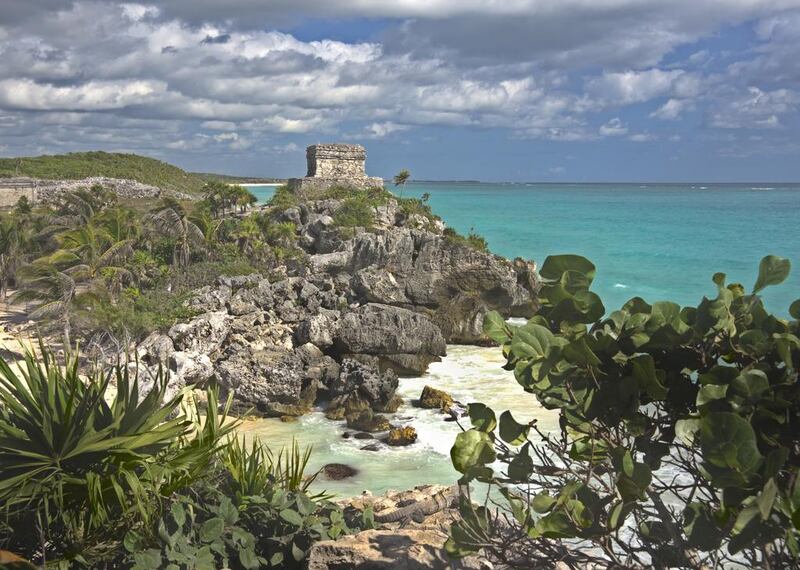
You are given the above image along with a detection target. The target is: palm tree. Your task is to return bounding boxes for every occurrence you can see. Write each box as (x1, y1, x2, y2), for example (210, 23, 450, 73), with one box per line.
(234, 185, 258, 214)
(0, 216, 29, 302)
(14, 263, 79, 346)
(234, 216, 263, 254)
(189, 209, 224, 252)
(56, 223, 134, 285)
(147, 198, 205, 268)
(393, 169, 411, 198)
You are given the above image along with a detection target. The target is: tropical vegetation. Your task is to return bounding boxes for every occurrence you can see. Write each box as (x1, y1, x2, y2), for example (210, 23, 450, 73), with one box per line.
(0, 182, 295, 345)
(447, 254, 800, 568)
(0, 344, 368, 568)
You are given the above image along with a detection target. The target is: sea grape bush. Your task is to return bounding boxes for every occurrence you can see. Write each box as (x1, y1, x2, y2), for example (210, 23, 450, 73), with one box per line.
(448, 254, 800, 568)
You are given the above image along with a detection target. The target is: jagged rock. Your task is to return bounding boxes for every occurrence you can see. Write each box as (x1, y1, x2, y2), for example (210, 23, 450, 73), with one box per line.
(346, 410, 392, 433)
(374, 394, 403, 413)
(215, 346, 307, 416)
(136, 332, 175, 365)
(417, 386, 453, 411)
(333, 304, 446, 374)
(295, 310, 340, 348)
(308, 486, 490, 569)
(169, 351, 213, 385)
(184, 285, 232, 312)
(322, 463, 359, 480)
(168, 311, 231, 354)
(328, 358, 399, 410)
(386, 426, 417, 446)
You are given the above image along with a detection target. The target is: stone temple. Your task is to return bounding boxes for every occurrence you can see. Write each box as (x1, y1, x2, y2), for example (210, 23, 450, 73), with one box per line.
(287, 143, 383, 194)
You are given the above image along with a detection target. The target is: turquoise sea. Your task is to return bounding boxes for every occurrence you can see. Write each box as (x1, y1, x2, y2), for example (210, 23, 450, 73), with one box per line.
(244, 182, 800, 496)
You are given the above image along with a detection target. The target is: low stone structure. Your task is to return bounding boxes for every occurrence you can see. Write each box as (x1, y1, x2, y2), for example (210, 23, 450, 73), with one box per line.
(0, 176, 192, 208)
(288, 143, 383, 195)
(0, 178, 37, 208)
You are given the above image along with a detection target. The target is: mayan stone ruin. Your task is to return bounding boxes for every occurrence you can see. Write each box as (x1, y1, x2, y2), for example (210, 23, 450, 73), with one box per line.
(288, 143, 383, 195)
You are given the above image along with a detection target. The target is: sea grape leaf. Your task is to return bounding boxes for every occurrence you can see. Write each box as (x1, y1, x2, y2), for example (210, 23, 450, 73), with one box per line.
(468, 403, 497, 432)
(753, 255, 790, 293)
(540, 254, 596, 283)
(483, 311, 510, 344)
(699, 412, 763, 477)
(451, 429, 496, 474)
(498, 411, 529, 446)
(511, 324, 555, 360)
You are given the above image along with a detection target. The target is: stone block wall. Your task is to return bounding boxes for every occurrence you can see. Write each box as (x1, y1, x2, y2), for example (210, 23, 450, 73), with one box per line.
(289, 143, 383, 195)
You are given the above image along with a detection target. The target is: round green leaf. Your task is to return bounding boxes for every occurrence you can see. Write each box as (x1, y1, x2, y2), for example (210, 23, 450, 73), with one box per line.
(279, 508, 305, 527)
(199, 517, 224, 542)
(699, 412, 763, 475)
(450, 429, 496, 474)
(483, 311, 510, 344)
(499, 411, 530, 446)
(540, 254, 596, 283)
(790, 299, 800, 320)
(468, 403, 497, 432)
(753, 255, 790, 293)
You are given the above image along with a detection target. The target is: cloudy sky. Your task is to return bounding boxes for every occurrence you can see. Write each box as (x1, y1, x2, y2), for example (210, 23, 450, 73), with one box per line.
(1, 1, 799, 181)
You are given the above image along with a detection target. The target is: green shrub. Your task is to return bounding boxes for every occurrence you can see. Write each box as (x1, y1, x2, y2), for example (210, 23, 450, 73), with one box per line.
(447, 255, 800, 568)
(333, 196, 375, 229)
(0, 344, 235, 566)
(442, 227, 488, 252)
(267, 185, 299, 210)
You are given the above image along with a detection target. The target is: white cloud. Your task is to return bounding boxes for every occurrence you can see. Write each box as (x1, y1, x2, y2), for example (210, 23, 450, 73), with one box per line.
(599, 117, 628, 136)
(709, 86, 798, 129)
(650, 98, 691, 120)
(588, 69, 700, 105)
(365, 122, 409, 138)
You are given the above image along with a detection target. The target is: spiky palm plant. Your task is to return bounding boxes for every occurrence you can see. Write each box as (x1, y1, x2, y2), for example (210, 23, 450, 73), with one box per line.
(0, 343, 237, 565)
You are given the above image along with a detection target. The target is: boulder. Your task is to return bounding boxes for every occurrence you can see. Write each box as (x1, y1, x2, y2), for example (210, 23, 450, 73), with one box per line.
(346, 410, 392, 433)
(215, 346, 307, 416)
(295, 310, 340, 348)
(322, 463, 359, 480)
(328, 358, 399, 410)
(136, 332, 175, 366)
(417, 386, 453, 411)
(333, 304, 446, 374)
(386, 426, 417, 446)
(169, 351, 213, 385)
(184, 285, 231, 313)
(168, 311, 231, 355)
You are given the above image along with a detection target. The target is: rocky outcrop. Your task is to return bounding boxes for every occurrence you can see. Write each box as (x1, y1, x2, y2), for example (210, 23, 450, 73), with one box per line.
(308, 226, 538, 343)
(417, 386, 454, 412)
(386, 426, 417, 446)
(0, 177, 194, 206)
(133, 182, 539, 420)
(307, 485, 488, 570)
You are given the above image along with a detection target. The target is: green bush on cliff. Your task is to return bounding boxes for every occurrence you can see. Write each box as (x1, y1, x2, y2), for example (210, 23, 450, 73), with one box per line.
(448, 254, 800, 568)
(442, 227, 488, 252)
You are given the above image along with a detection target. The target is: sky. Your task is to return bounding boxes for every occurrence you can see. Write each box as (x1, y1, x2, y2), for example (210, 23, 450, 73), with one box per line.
(1, 1, 799, 182)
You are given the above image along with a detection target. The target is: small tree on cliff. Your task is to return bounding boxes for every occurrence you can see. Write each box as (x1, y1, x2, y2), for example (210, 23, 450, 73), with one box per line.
(448, 254, 800, 568)
(393, 169, 411, 198)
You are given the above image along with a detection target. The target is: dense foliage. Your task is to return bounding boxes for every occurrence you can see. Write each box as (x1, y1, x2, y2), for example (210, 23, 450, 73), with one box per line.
(448, 254, 799, 568)
(1, 182, 298, 345)
(0, 346, 365, 568)
(0, 152, 205, 195)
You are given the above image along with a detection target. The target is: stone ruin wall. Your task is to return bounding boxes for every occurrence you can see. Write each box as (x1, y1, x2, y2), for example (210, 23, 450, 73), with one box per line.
(289, 143, 383, 194)
(306, 144, 367, 179)
(0, 176, 192, 208)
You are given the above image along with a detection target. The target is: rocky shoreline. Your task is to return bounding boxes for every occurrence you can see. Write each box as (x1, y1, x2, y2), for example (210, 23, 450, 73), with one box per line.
(134, 193, 539, 439)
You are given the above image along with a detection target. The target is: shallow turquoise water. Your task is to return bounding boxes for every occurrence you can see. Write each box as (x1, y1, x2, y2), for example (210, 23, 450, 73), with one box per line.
(244, 182, 799, 496)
